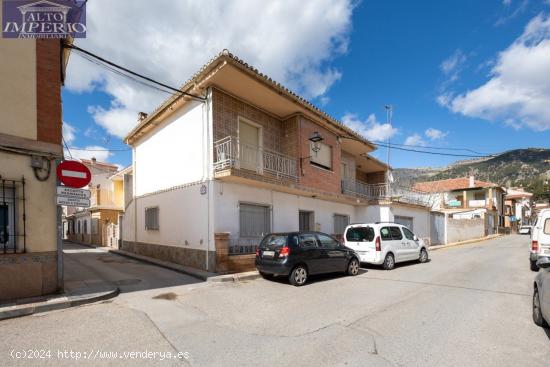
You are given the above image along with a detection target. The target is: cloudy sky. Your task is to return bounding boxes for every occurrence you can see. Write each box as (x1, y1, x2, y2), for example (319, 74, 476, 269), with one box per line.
(62, 0, 550, 168)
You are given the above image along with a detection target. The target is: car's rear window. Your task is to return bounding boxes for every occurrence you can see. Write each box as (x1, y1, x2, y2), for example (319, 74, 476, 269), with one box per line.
(260, 235, 288, 249)
(346, 227, 375, 242)
(545, 219, 550, 235)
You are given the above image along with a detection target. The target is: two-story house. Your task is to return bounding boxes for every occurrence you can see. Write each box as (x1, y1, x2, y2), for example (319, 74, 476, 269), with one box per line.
(504, 188, 533, 228)
(121, 50, 431, 273)
(65, 158, 125, 247)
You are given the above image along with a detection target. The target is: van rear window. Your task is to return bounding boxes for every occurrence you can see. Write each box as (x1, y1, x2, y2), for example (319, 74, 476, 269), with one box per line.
(545, 219, 550, 235)
(346, 227, 375, 242)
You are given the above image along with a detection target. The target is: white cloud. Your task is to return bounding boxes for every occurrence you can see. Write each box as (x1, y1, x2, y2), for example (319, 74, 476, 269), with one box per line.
(495, 0, 528, 26)
(425, 128, 448, 140)
(64, 146, 112, 162)
(444, 13, 550, 131)
(341, 113, 398, 142)
(404, 133, 427, 147)
(66, 0, 355, 139)
(503, 0, 512, 5)
(62, 122, 77, 144)
(440, 49, 467, 83)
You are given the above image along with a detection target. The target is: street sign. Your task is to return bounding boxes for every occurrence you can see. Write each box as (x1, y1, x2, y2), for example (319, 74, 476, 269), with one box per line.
(56, 160, 91, 188)
(56, 186, 91, 199)
(56, 196, 90, 207)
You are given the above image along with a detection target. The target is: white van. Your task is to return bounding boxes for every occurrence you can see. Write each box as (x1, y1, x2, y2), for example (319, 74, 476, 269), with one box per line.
(530, 209, 550, 271)
(343, 222, 429, 270)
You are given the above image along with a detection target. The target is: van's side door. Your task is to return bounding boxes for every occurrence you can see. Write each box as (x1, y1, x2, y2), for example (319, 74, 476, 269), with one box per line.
(402, 227, 420, 260)
(388, 226, 406, 262)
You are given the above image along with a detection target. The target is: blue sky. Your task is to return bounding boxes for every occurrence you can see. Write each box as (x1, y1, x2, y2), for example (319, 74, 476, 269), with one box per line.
(62, 0, 550, 169)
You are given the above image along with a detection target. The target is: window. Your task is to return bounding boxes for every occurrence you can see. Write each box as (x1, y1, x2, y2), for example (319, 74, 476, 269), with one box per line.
(389, 226, 403, 240)
(0, 205, 8, 244)
(346, 227, 375, 242)
(333, 214, 350, 235)
(380, 227, 392, 241)
(239, 203, 270, 237)
(402, 227, 415, 240)
(91, 218, 99, 235)
(145, 207, 160, 230)
(474, 192, 485, 200)
(299, 211, 314, 231)
(83, 220, 88, 235)
(310, 142, 332, 170)
(299, 234, 318, 248)
(77, 220, 81, 234)
(544, 219, 550, 235)
(260, 234, 287, 249)
(317, 233, 339, 249)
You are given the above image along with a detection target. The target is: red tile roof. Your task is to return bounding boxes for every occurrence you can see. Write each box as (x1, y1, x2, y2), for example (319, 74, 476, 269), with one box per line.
(413, 177, 498, 193)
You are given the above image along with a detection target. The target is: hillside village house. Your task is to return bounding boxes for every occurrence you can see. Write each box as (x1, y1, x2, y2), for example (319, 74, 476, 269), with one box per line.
(504, 188, 533, 228)
(0, 36, 69, 301)
(414, 176, 505, 244)
(121, 50, 432, 273)
(65, 159, 127, 248)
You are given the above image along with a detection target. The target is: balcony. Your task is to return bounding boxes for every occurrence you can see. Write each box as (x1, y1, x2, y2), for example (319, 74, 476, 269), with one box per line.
(342, 179, 432, 207)
(468, 199, 486, 208)
(214, 136, 298, 180)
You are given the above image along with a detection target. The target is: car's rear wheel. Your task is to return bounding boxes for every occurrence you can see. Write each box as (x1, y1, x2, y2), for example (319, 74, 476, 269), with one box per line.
(382, 253, 395, 270)
(419, 248, 429, 263)
(533, 288, 549, 328)
(289, 265, 308, 286)
(347, 258, 360, 276)
(530, 260, 539, 272)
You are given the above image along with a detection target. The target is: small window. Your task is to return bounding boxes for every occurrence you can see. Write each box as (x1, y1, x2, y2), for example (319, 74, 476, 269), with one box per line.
(299, 210, 314, 232)
(77, 221, 81, 234)
(310, 142, 332, 170)
(346, 227, 375, 242)
(544, 219, 550, 235)
(299, 234, 318, 248)
(145, 207, 160, 230)
(83, 220, 88, 235)
(474, 192, 485, 200)
(91, 218, 99, 235)
(333, 214, 350, 235)
(317, 233, 339, 249)
(380, 227, 392, 241)
(402, 227, 415, 241)
(239, 203, 270, 237)
(389, 227, 403, 240)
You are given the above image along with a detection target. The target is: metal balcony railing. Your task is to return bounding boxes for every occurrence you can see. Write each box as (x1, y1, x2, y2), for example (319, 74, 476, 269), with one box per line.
(342, 179, 432, 207)
(214, 136, 298, 180)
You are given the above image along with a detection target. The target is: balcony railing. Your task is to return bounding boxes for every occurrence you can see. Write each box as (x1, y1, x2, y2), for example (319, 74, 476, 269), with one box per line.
(342, 179, 432, 207)
(214, 136, 298, 180)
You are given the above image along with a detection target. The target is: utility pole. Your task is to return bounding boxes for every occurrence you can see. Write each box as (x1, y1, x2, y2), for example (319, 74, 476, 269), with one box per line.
(384, 105, 393, 194)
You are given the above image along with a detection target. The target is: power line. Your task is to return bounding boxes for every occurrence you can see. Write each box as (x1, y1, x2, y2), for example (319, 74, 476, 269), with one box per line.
(372, 140, 488, 155)
(62, 136, 73, 159)
(373, 141, 493, 158)
(64, 44, 206, 102)
(67, 147, 131, 152)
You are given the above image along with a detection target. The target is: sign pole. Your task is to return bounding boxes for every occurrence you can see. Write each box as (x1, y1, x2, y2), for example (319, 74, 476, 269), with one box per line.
(56, 158, 64, 293)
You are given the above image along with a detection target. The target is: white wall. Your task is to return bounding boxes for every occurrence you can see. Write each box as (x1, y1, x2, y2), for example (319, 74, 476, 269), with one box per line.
(213, 182, 356, 237)
(391, 205, 430, 241)
(134, 101, 207, 196)
(122, 182, 212, 251)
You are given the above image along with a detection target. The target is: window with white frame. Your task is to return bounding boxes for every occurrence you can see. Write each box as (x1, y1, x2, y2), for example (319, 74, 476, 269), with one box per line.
(310, 142, 332, 170)
(333, 214, 350, 235)
(239, 203, 271, 238)
(145, 207, 159, 230)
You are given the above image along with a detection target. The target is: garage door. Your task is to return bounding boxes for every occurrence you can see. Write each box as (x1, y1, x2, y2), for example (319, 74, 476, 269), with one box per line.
(394, 216, 413, 231)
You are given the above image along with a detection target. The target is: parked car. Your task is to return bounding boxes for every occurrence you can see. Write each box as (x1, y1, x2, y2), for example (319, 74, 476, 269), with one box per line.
(530, 209, 550, 271)
(519, 225, 532, 235)
(343, 222, 429, 270)
(255, 232, 360, 286)
(533, 257, 550, 328)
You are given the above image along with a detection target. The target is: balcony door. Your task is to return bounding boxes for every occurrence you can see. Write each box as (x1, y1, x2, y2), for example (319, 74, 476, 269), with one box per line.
(238, 118, 262, 172)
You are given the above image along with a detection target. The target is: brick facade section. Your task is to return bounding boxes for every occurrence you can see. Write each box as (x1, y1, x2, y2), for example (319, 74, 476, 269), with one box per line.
(36, 39, 62, 145)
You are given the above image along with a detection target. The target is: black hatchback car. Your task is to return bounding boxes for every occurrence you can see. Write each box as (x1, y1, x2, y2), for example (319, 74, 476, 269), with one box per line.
(255, 231, 360, 286)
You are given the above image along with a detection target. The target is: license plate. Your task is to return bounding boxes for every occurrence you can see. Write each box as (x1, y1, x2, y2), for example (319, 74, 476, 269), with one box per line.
(263, 250, 275, 258)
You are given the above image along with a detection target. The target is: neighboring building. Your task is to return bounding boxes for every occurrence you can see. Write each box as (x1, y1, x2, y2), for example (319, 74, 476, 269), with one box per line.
(504, 188, 533, 229)
(414, 175, 505, 243)
(121, 50, 431, 273)
(65, 158, 126, 248)
(0, 36, 70, 300)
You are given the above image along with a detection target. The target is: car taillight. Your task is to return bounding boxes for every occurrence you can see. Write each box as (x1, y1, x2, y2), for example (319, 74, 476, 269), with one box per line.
(256, 248, 260, 256)
(375, 236, 381, 252)
(279, 246, 290, 258)
(532, 241, 539, 252)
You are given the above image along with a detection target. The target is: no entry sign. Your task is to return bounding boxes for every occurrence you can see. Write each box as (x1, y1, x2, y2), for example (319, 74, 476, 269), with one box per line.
(56, 160, 91, 188)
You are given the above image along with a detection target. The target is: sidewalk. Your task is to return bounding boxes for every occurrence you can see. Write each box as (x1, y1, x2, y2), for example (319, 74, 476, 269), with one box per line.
(429, 233, 502, 251)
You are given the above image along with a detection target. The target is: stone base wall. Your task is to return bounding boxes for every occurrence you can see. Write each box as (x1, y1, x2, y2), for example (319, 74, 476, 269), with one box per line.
(121, 241, 215, 271)
(0, 251, 58, 302)
(215, 233, 256, 273)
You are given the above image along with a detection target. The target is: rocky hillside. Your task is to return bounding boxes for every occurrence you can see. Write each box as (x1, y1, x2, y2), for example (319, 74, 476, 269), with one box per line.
(394, 148, 550, 199)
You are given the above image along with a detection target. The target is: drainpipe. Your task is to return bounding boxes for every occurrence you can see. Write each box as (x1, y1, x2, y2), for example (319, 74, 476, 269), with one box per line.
(205, 87, 213, 272)
(133, 147, 137, 248)
(55, 158, 64, 293)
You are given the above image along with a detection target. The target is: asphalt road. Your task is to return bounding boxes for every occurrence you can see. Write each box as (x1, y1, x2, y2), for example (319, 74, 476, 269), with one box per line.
(2, 235, 549, 366)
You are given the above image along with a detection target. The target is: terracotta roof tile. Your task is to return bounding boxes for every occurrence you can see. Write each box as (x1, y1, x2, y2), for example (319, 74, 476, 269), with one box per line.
(413, 177, 498, 193)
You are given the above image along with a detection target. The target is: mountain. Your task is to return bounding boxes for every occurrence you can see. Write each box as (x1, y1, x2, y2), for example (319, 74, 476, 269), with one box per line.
(394, 148, 550, 199)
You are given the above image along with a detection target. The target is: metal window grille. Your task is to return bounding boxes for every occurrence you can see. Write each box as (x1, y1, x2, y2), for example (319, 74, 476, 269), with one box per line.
(333, 214, 350, 235)
(239, 203, 270, 238)
(145, 207, 159, 230)
(0, 176, 26, 254)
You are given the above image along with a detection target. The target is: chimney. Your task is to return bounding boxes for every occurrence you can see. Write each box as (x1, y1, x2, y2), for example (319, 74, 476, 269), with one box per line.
(469, 174, 475, 188)
(138, 112, 148, 121)
(91, 157, 97, 164)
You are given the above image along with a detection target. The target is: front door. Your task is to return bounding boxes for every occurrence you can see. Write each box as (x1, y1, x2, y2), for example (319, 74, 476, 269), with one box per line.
(238, 120, 260, 172)
(299, 211, 314, 231)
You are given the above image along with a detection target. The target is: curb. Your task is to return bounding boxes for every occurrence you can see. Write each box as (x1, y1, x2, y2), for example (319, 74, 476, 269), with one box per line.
(108, 249, 216, 281)
(429, 234, 502, 251)
(0, 288, 119, 321)
(207, 271, 261, 283)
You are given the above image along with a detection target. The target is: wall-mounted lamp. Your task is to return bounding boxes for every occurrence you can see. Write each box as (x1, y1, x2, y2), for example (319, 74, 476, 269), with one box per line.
(309, 132, 324, 154)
